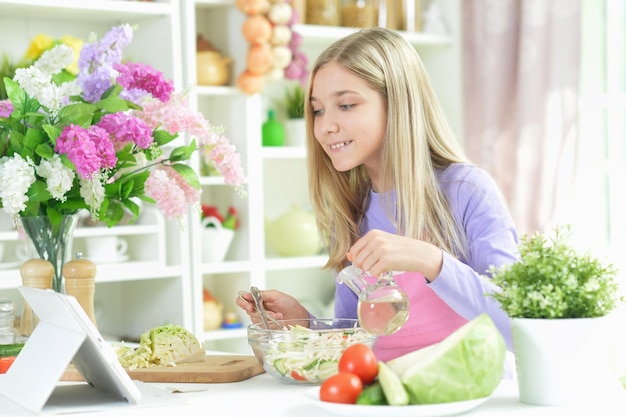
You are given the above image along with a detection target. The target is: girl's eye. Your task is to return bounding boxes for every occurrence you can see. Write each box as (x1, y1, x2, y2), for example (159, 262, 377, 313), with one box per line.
(312, 109, 324, 117)
(339, 104, 355, 111)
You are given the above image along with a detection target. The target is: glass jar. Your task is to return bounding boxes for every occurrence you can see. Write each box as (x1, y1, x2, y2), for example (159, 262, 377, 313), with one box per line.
(0, 298, 15, 344)
(341, 0, 378, 28)
(306, 0, 341, 26)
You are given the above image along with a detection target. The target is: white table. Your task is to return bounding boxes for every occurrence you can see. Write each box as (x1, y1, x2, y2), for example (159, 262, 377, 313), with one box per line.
(32, 370, 625, 417)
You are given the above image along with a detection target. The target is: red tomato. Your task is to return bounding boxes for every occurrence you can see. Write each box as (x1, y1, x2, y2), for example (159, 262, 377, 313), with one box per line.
(319, 372, 363, 404)
(338, 344, 379, 385)
(0, 356, 16, 374)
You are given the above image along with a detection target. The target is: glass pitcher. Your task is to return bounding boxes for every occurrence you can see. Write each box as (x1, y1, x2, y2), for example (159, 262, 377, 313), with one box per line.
(336, 265, 409, 335)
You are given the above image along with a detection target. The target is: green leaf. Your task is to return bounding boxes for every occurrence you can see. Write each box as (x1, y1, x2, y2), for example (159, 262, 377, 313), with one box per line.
(26, 180, 52, 202)
(57, 103, 97, 127)
(42, 124, 61, 142)
(98, 96, 129, 113)
(35, 144, 55, 159)
(153, 129, 178, 147)
(44, 206, 62, 225)
(122, 198, 141, 223)
(4, 78, 25, 114)
(102, 202, 125, 227)
(171, 163, 200, 189)
(168, 143, 196, 162)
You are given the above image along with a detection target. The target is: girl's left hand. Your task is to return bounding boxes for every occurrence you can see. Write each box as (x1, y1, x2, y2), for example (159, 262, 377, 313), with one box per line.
(347, 229, 443, 281)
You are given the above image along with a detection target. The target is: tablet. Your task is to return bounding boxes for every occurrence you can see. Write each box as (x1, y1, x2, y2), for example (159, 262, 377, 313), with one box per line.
(0, 287, 141, 414)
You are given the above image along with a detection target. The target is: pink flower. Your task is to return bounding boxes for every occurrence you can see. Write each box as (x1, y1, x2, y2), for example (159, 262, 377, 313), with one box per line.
(97, 112, 153, 150)
(204, 141, 246, 189)
(135, 92, 209, 136)
(55, 124, 117, 179)
(0, 99, 13, 118)
(145, 165, 200, 220)
(115, 62, 174, 102)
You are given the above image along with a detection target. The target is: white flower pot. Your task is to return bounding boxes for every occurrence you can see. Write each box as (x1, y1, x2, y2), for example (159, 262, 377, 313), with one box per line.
(511, 317, 623, 406)
(284, 118, 306, 147)
(201, 216, 235, 263)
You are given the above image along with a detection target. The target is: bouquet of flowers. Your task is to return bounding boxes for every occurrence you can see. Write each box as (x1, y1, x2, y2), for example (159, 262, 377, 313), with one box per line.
(0, 24, 246, 228)
(0, 24, 246, 292)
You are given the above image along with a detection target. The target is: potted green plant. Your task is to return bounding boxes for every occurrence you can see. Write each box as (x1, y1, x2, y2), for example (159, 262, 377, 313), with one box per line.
(280, 82, 306, 147)
(489, 225, 625, 406)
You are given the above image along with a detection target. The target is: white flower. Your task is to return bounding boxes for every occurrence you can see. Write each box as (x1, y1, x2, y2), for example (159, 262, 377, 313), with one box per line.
(13, 45, 76, 118)
(35, 155, 75, 202)
(0, 155, 36, 217)
(14, 66, 65, 117)
(34, 44, 74, 75)
(79, 176, 105, 213)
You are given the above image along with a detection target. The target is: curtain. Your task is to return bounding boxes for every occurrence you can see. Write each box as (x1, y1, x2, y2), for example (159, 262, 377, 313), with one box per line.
(461, 0, 582, 235)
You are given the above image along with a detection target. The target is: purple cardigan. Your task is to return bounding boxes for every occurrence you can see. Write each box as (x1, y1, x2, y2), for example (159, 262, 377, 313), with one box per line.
(334, 163, 519, 361)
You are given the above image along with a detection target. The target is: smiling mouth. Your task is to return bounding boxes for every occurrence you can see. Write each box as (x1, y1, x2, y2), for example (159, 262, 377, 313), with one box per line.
(330, 141, 351, 150)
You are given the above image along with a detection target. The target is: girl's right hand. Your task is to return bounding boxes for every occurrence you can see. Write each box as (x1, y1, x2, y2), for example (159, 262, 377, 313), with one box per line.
(236, 289, 311, 327)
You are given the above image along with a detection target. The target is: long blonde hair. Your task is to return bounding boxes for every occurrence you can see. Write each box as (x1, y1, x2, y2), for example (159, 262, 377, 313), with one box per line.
(306, 28, 469, 271)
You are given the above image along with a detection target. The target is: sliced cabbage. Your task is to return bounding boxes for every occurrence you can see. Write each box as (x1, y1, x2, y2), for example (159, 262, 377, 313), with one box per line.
(397, 313, 506, 404)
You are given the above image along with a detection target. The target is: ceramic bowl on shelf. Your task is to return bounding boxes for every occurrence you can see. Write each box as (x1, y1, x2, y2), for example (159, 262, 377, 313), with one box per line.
(247, 318, 376, 384)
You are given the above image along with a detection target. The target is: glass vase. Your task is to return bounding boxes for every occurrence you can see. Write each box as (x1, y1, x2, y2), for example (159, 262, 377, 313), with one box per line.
(19, 214, 79, 293)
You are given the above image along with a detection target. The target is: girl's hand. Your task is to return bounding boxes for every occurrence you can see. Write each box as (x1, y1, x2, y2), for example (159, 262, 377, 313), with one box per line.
(347, 229, 444, 281)
(236, 289, 311, 326)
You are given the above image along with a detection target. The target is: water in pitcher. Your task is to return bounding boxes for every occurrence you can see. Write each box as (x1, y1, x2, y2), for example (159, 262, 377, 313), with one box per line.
(358, 293, 409, 336)
(337, 265, 410, 336)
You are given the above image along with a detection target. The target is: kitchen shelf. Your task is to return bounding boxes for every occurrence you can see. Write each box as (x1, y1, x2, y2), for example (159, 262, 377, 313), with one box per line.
(0, 0, 173, 21)
(0, 0, 192, 342)
(293, 24, 453, 46)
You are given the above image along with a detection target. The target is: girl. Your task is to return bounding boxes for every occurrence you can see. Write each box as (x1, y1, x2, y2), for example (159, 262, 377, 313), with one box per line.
(237, 28, 519, 362)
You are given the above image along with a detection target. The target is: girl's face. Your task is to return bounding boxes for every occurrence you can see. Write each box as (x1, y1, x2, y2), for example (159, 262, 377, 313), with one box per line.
(310, 62, 387, 189)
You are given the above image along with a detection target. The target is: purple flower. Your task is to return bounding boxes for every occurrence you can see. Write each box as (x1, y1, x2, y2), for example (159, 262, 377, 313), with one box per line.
(76, 24, 133, 103)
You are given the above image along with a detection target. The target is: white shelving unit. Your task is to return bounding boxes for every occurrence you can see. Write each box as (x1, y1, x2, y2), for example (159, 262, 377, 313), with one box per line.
(0, 0, 461, 352)
(181, 0, 462, 353)
(0, 0, 193, 342)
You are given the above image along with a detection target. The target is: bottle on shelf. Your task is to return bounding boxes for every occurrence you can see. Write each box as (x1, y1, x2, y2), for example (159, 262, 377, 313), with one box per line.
(262, 109, 285, 146)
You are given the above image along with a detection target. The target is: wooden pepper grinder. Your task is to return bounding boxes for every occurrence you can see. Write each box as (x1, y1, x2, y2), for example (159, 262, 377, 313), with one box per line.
(63, 253, 97, 326)
(19, 258, 54, 338)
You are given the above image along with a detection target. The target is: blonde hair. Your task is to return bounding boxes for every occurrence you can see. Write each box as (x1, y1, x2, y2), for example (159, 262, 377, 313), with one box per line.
(306, 28, 470, 272)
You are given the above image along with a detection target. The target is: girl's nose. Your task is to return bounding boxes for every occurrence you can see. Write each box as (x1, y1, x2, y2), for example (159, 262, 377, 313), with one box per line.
(322, 119, 339, 135)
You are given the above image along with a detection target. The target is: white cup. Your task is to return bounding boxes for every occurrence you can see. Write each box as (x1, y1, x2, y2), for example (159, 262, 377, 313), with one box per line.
(15, 242, 33, 262)
(85, 236, 128, 262)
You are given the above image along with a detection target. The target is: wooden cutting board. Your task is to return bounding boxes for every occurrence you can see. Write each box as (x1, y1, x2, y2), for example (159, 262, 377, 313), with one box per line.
(62, 355, 265, 383)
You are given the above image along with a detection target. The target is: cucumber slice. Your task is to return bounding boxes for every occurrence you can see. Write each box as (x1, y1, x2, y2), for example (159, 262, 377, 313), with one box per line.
(378, 361, 409, 405)
(316, 360, 339, 381)
(273, 358, 288, 376)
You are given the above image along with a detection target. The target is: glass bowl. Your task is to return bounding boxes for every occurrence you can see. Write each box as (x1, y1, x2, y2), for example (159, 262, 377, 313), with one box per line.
(247, 318, 376, 384)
